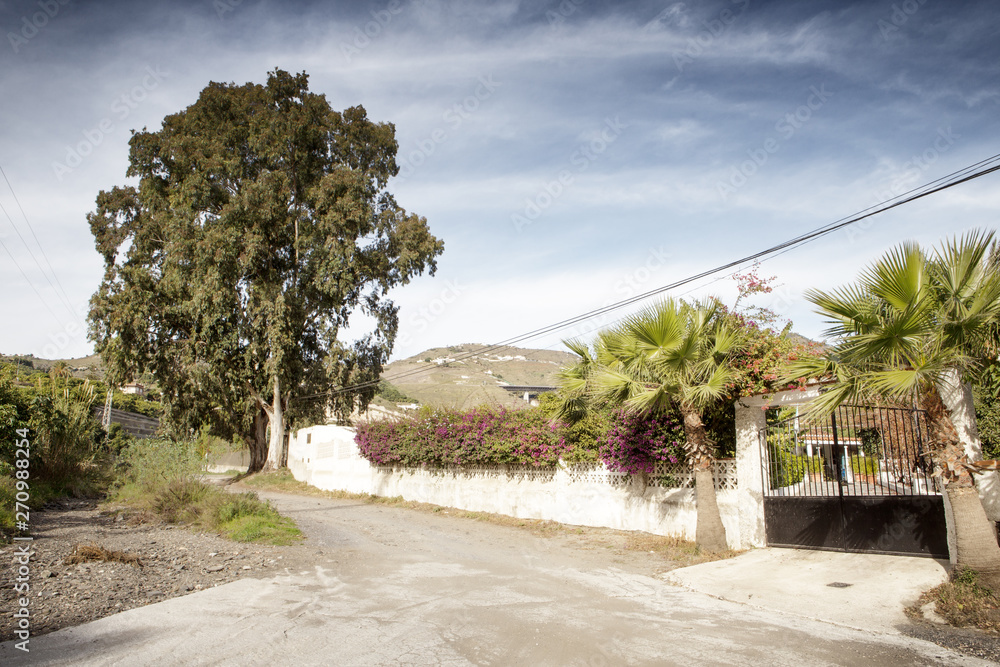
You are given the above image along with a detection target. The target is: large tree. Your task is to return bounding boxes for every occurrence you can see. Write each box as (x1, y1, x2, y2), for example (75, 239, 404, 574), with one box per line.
(785, 230, 1000, 588)
(556, 298, 744, 552)
(88, 69, 444, 471)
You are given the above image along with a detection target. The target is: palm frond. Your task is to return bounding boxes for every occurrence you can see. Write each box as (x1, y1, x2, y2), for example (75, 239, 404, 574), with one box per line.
(860, 242, 925, 313)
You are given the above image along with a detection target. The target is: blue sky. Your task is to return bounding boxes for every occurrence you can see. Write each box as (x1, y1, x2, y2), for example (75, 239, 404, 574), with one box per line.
(1, 0, 998, 362)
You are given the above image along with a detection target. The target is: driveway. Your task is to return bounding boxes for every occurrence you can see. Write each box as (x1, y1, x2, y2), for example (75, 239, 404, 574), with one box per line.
(1, 490, 989, 666)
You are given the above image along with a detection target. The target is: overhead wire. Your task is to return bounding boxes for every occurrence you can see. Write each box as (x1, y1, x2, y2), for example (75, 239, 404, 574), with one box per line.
(284, 151, 1000, 402)
(0, 235, 67, 327)
(0, 163, 82, 321)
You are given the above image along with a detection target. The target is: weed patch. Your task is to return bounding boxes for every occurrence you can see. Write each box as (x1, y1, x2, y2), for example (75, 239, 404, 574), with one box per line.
(911, 567, 1000, 634)
(65, 544, 143, 568)
(109, 440, 302, 546)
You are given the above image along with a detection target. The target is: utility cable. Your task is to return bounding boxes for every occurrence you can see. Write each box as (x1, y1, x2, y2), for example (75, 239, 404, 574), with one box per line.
(292, 151, 1000, 402)
(0, 163, 81, 320)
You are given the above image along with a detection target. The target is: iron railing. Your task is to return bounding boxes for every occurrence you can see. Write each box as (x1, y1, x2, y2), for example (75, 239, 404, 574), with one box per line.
(761, 404, 938, 498)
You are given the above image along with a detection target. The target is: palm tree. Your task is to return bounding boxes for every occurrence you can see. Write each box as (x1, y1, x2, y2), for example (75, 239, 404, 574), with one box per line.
(556, 298, 743, 552)
(785, 230, 1000, 587)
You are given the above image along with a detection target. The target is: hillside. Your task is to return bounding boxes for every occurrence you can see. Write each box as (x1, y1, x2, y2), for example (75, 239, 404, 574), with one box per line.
(2, 344, 578, 412)
(0, 353, 105, 380)
(379, 343, 577, 410)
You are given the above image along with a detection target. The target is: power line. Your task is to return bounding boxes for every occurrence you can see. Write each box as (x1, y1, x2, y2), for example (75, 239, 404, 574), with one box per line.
(0, 163, 81, 321)
(0, 235, 67, 328)
(293, 151, 1000, 403)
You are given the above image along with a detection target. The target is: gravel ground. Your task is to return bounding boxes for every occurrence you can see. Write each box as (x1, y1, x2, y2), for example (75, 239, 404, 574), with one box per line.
(903, 617, 1000, 663)
(0, 498, 314, 642)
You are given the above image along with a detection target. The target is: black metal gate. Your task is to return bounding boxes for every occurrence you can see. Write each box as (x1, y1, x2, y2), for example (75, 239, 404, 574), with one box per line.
(760, 405, 948, 558)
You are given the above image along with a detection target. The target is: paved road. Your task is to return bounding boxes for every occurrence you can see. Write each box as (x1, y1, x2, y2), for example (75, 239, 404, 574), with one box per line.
(1, 491, 990, 666)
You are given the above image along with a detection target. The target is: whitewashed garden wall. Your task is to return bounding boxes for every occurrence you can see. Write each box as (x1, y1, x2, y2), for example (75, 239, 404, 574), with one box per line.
(287, 425, 742, 548)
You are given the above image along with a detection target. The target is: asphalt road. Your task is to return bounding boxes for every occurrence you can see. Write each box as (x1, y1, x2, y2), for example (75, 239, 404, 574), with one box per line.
(1, 491, 991, 666)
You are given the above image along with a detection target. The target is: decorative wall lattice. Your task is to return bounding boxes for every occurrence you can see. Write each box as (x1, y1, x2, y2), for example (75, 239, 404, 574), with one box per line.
(374, 465, 558, 483)
(562, 464, 631, 487)
(372, 460, 738, 490)
(647, 459, 738, 491)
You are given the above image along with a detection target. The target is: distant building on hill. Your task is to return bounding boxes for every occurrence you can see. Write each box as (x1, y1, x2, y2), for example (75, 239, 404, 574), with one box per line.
(499, 385, 557, 407)
(121, 382, 147, 396)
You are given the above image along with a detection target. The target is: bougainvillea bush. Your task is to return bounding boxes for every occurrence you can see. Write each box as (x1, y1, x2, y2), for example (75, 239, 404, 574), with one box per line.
(599, 409, 686, 475)
(355, 405, 570, 467)
(355, 404, 690, 472)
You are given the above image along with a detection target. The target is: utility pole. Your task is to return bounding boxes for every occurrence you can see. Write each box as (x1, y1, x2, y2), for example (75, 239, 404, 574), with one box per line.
(102, 388, 113, 429)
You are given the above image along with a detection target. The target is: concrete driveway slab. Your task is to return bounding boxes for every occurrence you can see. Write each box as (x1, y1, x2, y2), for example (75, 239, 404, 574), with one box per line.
(664, 547, 950, 634)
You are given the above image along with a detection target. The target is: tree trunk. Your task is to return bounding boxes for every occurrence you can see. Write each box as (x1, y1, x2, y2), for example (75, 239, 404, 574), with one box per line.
(937, 367, 1000, 521)
(947, 484, 1000, 589)
(680, 404, 729, 552)
(247, 407, 269, 473)
(920, 386, 1000, 585)
(266, 376, 285, 470)
(694, 467, 728, 553)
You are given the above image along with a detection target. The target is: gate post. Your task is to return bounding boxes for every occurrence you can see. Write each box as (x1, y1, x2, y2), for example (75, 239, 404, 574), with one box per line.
(735, 399, 767, 549)
(735, 385, 826, 550)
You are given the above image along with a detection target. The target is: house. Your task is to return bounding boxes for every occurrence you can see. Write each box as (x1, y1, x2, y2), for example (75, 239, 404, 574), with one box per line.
(121, 382, 146, 396)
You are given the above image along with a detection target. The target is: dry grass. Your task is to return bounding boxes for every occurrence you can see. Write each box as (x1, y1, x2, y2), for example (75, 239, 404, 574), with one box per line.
(910, 568, 1000, 634)
(64, 544, 143, 568)
(241, 469, 739, 567)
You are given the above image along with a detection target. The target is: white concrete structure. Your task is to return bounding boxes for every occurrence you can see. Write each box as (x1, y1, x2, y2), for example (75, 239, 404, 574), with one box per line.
(287, 426, 744, 548)
(734, 385, 824, 549)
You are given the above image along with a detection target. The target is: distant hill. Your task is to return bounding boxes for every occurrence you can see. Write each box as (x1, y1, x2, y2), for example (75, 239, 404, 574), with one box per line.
(0, 352, 105, 380)
(1, 344, 580, 412)
(378, 343, 578, 410)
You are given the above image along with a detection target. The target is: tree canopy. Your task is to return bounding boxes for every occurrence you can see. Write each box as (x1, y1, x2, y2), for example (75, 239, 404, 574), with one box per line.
(87, 69, 444, 470)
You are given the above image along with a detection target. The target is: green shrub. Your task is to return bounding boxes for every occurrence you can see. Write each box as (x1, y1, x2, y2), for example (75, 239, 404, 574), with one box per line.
(151, 478, 210, 523)
(377, 380, 418, 404)
(559, 409, 611, 463)
(0, 477, 15, 532)
(215, 493, 264, 523)
(108, 443, 303, 546)
(767, 442, 806, 487)
(850, 456, 880, 477)
(114, 437, 202, 492)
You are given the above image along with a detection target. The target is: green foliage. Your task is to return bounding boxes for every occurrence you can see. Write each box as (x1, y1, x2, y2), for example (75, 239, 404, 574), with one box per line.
(703, 400, 736, 458)
(113, 437, 203, 493)
(0, 364, 31, 467)
(0, 477, 15, 533)
(377, 380, 418, 404)
(783, 230, 1000, 419)
(723, 323, 820, 398)
(974, 363, 1000, 460)
(858, 427, 883, 458)
(110, 392, 162, 419)
(766, 437, 807, 488)
(558, 409, 612, 463)
(539, 392, 608, 463)
(87, 68, 444, 470)
(109, 437, 301, 544)
(850, 456, 880, 477)
(211, 493, 301, 544)
(28, 378, 110, 494)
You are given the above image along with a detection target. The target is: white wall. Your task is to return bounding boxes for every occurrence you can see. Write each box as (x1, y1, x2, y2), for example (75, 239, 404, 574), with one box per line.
(288, 425, 743, 548)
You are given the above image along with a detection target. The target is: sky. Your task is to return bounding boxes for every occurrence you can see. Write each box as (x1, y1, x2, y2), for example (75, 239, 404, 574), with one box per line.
(1, 0, 999, 363)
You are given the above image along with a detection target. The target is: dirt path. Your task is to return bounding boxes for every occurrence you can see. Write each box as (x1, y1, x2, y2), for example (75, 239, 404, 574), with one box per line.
(3, 489, 998, 665)
(0, 483, 711, 645)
